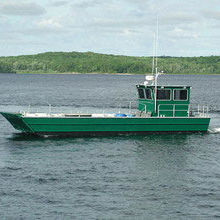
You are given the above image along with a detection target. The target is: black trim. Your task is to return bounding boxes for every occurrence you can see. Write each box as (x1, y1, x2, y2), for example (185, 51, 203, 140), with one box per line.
(29, 123, 209, 126)
(32, 130, 207, 137)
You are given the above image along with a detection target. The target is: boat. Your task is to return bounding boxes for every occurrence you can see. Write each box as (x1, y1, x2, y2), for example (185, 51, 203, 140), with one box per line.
(0, 71, 210, 136)
(0, 25, 211, 136)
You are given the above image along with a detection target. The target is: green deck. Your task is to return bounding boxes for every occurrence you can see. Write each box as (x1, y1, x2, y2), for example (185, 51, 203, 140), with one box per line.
(0, 112, 210, 136)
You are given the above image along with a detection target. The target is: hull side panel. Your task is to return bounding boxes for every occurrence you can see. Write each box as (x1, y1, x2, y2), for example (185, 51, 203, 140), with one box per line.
(1, 112, 210, 135)
(24, 117, 210, 133)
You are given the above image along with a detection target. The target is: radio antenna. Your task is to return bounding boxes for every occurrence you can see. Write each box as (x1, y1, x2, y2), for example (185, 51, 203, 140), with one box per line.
(154, 16, 159, 112)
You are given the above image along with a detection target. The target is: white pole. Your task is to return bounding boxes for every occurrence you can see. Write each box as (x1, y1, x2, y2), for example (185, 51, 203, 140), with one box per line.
(155, 16, 159, 69)
(154, 16, 159, 113)
(154, 72, 158, 113)
(152, 33, 156, 75)
(129, 101, 132, 114)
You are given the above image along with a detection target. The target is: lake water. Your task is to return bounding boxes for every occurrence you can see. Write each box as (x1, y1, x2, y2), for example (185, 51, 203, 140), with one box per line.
(0, 73, 220, 219)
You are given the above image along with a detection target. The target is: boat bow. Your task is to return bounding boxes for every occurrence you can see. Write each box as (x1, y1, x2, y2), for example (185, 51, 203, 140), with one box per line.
(0, 112, 34, 133)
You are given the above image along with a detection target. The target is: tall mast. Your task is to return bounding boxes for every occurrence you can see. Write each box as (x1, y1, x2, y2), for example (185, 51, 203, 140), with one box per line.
(155, 16, 159, 76)
(151, 33, 156, 75)
(154, 16, 159, 113)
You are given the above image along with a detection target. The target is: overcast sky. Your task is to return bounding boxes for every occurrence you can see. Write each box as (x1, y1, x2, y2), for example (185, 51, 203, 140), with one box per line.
(0, 0, 219, 57)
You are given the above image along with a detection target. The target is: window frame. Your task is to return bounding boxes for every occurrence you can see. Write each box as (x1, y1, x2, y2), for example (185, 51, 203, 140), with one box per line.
(138, 88, 145, 99)
(173, 89, 188, 101)
(145, 88, 152, 100)
(156, 89, 171, 101)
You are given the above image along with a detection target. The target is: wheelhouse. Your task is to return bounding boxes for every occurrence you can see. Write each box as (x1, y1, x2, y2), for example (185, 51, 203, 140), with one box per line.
(136, 85, 191, 117)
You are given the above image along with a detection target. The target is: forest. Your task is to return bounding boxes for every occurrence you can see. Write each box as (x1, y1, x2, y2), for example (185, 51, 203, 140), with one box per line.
(0, 51, 219, 74)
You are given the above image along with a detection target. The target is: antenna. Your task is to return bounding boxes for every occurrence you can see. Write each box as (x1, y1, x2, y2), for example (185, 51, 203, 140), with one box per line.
(154, 16, 159, 113)
(151, 32, 156, 75)
(155, 16, 159, 75)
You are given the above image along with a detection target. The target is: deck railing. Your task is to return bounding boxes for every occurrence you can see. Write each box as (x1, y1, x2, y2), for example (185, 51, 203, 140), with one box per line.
(22, 102, 210, 118)
(138, 103, 209, 118)
(158, 104, 188, 117)
(158, 104, 209, 118)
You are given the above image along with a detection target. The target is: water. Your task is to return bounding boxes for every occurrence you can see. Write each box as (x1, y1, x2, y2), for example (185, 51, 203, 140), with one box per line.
(0, 73, 220, 219)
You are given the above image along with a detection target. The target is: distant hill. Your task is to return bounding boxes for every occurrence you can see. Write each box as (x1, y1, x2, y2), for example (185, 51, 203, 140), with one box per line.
(0, 51, 219, 74)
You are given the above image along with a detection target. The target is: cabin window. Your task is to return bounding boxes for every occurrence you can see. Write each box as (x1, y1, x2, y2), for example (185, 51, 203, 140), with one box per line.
(138, 88, 145, 99)
(145, 89, 152, 99)
(174, 89, 188, 100)
(157, 89, 171, 100)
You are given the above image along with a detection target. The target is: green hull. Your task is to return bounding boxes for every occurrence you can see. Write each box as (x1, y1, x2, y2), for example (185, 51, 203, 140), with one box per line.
(1, 112, 210, 136)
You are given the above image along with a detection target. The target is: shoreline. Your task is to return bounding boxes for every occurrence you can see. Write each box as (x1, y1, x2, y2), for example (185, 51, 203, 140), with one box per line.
(1, 72, 220, 75)
(13, 71, 220, 75)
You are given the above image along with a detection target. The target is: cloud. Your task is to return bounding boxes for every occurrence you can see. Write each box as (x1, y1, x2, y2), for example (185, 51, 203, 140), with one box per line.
(168, 27, 198, 39)
(50, 1, 69, 7)
(202, 10, 220, 20)
(0, 1, 46, 16)
(0, 0, 219, 57)
(38, 18, 62, 29)
(161, 13, 199, 25)
(72, 0, 102, 9)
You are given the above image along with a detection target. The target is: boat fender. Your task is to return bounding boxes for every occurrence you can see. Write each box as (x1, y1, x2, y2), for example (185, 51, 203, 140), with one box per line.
(126, 114, 135, 118)
(115, 113, 127, 117)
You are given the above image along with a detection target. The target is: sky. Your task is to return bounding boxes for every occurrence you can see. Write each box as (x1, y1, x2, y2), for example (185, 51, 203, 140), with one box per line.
(0, 0, 219, 57)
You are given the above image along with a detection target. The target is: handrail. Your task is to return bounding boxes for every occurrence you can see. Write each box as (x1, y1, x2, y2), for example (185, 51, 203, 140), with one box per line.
(158, 104, 189, 117)
(158, 104, 209, 118)
(190, 104, 209, 117)
(139, 103, 148, 113)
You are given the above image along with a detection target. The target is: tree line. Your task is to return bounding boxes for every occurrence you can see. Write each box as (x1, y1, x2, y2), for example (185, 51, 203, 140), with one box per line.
(0, 51, 219, 74)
